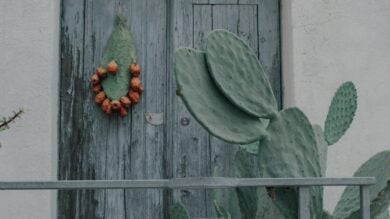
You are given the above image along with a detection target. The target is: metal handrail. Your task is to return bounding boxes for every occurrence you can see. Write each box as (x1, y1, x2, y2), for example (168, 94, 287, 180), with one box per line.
(0, 177, 376, 219)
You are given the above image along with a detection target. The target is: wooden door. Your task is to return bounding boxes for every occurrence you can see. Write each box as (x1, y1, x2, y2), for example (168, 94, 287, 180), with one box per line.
(58, 0, 280, 218)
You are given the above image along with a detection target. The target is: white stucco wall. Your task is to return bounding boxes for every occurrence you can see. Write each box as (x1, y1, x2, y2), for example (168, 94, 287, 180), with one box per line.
(0, 0, 59, 218)
(282, 0, 390, 212)
(0, 0, 389, 218)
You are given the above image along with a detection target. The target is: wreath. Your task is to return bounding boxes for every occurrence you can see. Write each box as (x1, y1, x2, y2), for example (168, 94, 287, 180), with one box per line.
(90, 15, 143, 117)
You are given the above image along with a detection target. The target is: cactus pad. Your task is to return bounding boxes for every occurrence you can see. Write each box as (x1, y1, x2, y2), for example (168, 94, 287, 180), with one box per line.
(376, 209, 390, 219)
(257, 107, 322, 218)
(255, 188, 286, 219)
(324, 81, 357, 145)
(100, 16, 137, 100)
(334, 150, 390, 219)
(205, 30, 278, 118)
(234, 147, 259, 219)
(214, 200, 232, 219)
(170, 202, 189, 219)
(175, 48, 266, 144)
(322, 211, 335, 219)
(313, 124, 328, 176)
(239, 141, 260, 155)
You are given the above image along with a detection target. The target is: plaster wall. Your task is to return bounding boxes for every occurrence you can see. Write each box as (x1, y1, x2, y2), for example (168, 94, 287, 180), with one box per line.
(0, 0, 389, 218)
(282, 0, 390, 212)
(0, 0, 59, 218)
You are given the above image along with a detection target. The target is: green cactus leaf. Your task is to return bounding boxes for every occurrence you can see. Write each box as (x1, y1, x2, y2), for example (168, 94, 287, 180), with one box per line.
(257, 107, 322, 218)
(324, 81, 357, 145)
(322, 210, 335, 219)
(255, 188, 286, 219)
(239, 141, 260, 155)
(313, 124, 328, 176)
(334, 151, 390, 219)
(234, 145, 286, 219)
(214, 200, 232, 219)
(212, 163, 241, 219)
(234, 147, 259, 219)
(212, 188, 241, 219)
(205, 29, 278, 118)
(170, 202, 189, 219)
(100, 16, 137, 100)
(175, 48, 266, 144)
(376, 209, 390, 219)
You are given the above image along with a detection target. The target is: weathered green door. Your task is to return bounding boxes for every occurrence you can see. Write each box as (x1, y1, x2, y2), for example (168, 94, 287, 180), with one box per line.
(58, 0, 281, 218)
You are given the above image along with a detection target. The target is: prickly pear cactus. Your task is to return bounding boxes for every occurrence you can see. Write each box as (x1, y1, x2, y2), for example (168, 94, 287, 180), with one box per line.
(205, 30, 278, 118)
(255, 188, 286, 219)
(334, 151, 390, 219)
(257, 107, 322, 218)
(174, 48, 266, 144)
(324, 81, 357, 145)
(313, 124, 328, 177)
(214, 200, 232, 219)
(100, 15, 137, 100)
(174, 29, 370, 219)
(322, 210, 335, 219)
(234, 147, 259, 219)
(212, 164, 241, 219)
(239, 141, 260, 155)
(170, 202, 189, 219)
(376, 209, 390, 219)
(234, 144, 287, 219)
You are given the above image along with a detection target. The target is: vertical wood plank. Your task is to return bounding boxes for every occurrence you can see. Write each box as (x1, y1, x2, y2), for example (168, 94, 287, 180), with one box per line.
(58, 0, 85, 218)
(238, 5, 258, 55)
(58, 0, 91, 218)
(59, 0, 167, 218)
(167, 0, 195, 217)
(257, 0, 282, 108)
(193, 5, 212, 51)
(122, 0, 167, 218)
(84, 1, 126, 218)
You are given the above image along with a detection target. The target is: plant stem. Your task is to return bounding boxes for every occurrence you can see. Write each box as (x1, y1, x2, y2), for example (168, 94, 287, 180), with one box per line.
(0, 109, 24, 130)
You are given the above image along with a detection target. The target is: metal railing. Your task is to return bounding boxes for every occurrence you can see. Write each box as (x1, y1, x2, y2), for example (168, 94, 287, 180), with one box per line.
(0, 177, 376, 219)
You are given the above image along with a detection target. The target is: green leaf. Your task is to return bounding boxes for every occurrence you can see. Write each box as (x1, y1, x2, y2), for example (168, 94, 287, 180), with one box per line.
(205, 30, 278, 118)
(175, 48, 266, 144)
(313, 124, 328, 177)
(170, 202, 189, 219)
(257, 108, 322, 218)
(214, 200, 232, 219)
(100, 16, 137, 100)
(334, 151, 390, 219)
(324, 81, 357, 145)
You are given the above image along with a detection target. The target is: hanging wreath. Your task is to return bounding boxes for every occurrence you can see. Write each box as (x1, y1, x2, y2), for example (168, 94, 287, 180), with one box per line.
(91, 15, 143, 117)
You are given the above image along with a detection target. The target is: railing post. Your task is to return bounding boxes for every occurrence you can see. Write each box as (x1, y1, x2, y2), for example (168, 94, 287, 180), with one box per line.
(298, 186, 310, 219)
(360, 185, 371, 219)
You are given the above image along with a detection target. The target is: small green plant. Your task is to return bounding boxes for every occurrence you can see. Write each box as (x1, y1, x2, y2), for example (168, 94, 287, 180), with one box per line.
(174, 29, 389, 218)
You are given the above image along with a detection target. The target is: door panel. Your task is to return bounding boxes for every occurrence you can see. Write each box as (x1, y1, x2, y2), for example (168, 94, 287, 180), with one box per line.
(59, 0, 167, 218)
(59, 0, 280, 218)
